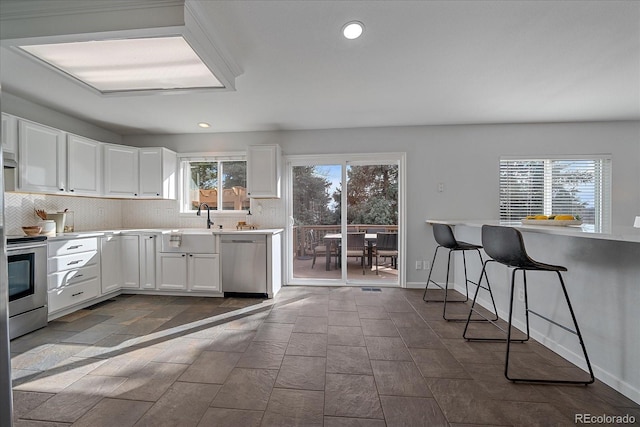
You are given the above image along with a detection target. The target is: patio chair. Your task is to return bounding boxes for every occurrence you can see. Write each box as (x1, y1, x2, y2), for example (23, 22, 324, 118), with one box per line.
(310, 229, 337, 268)
(345, 232, 367, 275)
(375, 232, 398, 274)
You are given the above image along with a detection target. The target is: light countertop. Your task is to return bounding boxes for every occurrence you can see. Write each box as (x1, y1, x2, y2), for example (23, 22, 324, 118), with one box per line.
(426, 219, 640, 243)
(46, 227, 284, 241)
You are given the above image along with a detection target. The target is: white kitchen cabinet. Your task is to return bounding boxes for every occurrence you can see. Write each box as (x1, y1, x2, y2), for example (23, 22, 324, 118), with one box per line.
(101, 235, 140, 292)
(47, 237, 101, 315)
(157, 252, 188, 291)
(139, 147, 177, 199)
(67, 134, 102, 196)
(100, 235, 123, 294)
(104, 143, 139, 197)
(121, 235, 141, 289)
(188, 253, 220, 292)
(157, 252, 220, 293)
(18, 119, 66, 193)
(247, 144, 281, 198)
(140, 234, 157, 289)
(1, 113, 18, 159)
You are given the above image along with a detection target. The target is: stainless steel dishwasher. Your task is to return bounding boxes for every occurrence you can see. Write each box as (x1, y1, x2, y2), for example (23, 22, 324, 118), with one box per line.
(221, 234, 267, 297)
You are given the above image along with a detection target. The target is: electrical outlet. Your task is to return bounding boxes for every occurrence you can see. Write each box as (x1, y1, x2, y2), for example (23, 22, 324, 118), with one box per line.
(415, 260, 422, 270)
(518, 288, 525, 302)
(423, 260, 429, 270)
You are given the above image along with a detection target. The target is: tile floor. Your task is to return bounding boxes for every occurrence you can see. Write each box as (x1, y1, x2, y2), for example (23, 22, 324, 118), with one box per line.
(10, 287, 640, 426)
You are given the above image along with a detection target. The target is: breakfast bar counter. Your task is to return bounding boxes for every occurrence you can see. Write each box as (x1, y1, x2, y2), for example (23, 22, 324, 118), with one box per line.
(425, 219, 640, 404)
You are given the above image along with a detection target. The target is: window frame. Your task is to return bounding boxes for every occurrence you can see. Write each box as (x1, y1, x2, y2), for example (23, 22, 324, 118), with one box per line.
(499, 154, 612, 230)
(178, 152, 249, 215)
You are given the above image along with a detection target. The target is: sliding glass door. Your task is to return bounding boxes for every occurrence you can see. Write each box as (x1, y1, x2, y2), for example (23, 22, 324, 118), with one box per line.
(287, 154, 404, 286)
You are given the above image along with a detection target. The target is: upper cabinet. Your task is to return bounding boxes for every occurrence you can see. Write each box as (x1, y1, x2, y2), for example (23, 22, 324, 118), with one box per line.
(67, 134, 102, 196)
(103, 144, 139, 197)
(1, 113, 18, 159)
(247, 144, 281, 198)
(18, 119, 66, 193)
(139, 147, 177, 199)
(5, 113, 176, 199)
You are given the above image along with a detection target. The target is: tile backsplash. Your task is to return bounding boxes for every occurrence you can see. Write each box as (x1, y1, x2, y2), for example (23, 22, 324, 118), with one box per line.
(4, 192, 285, 236)
(4, 193, 122, 235)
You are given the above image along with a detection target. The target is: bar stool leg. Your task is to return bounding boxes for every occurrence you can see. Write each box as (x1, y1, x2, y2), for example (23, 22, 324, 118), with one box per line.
(505, 269, 594, 384)
(422, 246, 442, 301)
(462, 259, 501, 340)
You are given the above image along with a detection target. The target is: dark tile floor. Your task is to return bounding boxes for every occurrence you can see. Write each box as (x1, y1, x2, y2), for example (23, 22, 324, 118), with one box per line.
(10, 287, 640, 426)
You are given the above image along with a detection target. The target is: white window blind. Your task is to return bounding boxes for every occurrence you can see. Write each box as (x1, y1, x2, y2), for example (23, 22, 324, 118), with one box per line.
(499, 156, 611, 228)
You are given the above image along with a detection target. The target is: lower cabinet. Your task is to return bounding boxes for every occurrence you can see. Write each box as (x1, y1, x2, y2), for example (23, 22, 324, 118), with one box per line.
(48, 237, 101, 316)
(101, 234, 140, 293)
(157, 252, 220, 293)
(189, 253, 220, 292)
(139, 234, 157, 289)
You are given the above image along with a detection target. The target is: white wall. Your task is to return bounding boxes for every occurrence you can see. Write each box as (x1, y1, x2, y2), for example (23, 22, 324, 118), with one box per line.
(125, 120, 640, 285)
(1, 93, 122, 144)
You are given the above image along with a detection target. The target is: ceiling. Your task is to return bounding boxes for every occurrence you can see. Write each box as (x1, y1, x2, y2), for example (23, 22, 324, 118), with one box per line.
(1, 0, 638, 135)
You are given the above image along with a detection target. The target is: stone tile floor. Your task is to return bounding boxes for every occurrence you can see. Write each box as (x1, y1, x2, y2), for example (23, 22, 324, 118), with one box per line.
(10, 286, 640, 426)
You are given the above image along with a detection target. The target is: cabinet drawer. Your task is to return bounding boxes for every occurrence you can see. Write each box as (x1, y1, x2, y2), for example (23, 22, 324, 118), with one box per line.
(49, 238, 98, 256)
(48, 264, 100, 291)
(49, 250, 98, 273)
(48, 277, 100, 313)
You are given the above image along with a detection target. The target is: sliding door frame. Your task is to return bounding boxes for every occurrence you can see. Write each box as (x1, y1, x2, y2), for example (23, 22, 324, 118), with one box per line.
(284, 152, 406, 287)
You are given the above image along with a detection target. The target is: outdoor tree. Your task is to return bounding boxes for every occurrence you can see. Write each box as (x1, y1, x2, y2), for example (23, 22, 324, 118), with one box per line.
(292, 166, 333, 225)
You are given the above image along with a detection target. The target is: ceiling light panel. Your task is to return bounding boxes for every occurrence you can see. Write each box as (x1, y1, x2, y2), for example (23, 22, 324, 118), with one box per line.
(19, 36, 224, 93)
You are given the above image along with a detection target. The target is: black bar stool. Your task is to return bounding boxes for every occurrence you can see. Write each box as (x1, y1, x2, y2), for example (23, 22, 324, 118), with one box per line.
(463, 225, 594, 385)
(423, 223, 497, 321)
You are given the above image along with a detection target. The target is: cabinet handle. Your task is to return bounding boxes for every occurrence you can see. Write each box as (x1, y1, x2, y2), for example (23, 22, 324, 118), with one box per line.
(156, 193, 160, 196)
(71, 291, 84, 297)
(67, 260, 82, 265)
(70, 189, 75, 192)
(182, 254, 186, 257)
(68, 245, 83, 249)
(189, 254, 193, 257)
(59, 188, 64, 191)
(134, 193, 138, 196)
(74, 274, 84, 279)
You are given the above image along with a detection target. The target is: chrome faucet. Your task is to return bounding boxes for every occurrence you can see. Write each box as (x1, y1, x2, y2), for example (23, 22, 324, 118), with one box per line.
(196, 203, 214, 229)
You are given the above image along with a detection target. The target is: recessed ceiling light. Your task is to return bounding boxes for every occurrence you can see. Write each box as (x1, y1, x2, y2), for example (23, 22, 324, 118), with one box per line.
(198, 122, 211, 128)
(18, 36, 225, 94)
(342, 21, 364, 40)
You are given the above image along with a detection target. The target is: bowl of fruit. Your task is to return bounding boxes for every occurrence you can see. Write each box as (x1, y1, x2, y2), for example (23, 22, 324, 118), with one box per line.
(521, 215, 582, 226)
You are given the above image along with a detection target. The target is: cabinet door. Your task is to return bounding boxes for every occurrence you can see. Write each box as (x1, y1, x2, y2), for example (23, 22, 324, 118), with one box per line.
(104, 144, 139, 197)
(1, 113, 18, 158)
(157, 253, 188, 290)
(188, 253, 220, 292)
(18, 120, 66, 193)
(139, 147, 162, 197)
(121, 235, 140, 289)
(100, 236, 122, 294)
(67, 134, 102, 195)
(161, 148, 177, 200)
(140, 234, 157, 289)
(139, 147, 177, 199)
(247, 144, 281, 198)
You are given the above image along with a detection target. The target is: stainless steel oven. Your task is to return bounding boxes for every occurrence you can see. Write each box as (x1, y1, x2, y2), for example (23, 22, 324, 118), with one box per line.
(6, 236, 48, 339)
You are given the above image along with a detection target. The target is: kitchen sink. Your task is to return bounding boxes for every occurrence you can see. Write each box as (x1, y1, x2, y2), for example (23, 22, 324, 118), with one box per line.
(160, 229, 216, 253)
